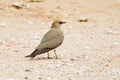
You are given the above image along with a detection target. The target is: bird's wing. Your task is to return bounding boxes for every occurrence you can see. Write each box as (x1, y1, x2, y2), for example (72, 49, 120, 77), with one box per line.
(36, 30, 64, 49)
(41, 29, 62, 43)
(43, 33, 64, 49)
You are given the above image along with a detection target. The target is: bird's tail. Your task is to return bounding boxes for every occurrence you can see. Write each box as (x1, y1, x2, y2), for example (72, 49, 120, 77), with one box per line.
(25, 49, 38, 59)
(25, 48, 51, 59)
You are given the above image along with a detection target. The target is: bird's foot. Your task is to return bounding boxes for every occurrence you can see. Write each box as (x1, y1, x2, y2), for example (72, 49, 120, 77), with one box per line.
(48, 57, 53, 59)
(55, 56, 58, 59)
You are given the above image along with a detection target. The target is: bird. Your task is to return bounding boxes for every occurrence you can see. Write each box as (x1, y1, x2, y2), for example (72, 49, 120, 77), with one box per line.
(25, 20, 66, 60)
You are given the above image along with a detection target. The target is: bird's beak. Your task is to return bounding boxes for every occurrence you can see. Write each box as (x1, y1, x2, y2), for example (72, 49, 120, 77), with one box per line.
(59, 21, 66, 24)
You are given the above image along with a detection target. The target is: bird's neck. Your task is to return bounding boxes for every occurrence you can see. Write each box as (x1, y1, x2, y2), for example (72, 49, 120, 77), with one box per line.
(51, 24, 60, 28)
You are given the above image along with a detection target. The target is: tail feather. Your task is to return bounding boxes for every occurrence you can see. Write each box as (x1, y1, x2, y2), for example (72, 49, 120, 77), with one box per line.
(25, 49, 38, 58)
(25, 48, 52, 59)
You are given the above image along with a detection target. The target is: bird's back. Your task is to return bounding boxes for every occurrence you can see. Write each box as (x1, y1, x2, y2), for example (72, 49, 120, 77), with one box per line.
(37, 28, 64, 50)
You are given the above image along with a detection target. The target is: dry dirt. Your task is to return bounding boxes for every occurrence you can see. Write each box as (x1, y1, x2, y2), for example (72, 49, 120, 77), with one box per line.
(0, 0, 120, 80)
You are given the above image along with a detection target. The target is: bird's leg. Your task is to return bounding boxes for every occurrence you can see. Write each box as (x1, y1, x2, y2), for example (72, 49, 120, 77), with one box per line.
(54, 50, 58, 59)
(47, 52, 50, 59)
(30, 58, 33, 61)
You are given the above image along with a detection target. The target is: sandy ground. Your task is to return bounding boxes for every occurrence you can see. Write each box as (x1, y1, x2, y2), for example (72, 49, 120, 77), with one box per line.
(0, 0, 120, 80)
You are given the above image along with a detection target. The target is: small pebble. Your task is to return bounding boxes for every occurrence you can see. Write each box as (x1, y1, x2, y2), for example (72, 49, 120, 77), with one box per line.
(12, 2, 23, 9)
(113, 42, 119, 45)
(75, 54, 81, 58)
(38, 77, 42, 80)
(0, 22, 6, 27)
(14, 50, 19, 52)
(12, 2, 27, 9)
(25, 69, 31, 72)
(78, 18, 88, 22)
(21, 45, 27, 48)
(30, 0, 44, 2)
(47, 76, 51, 80)
(70, 58, 75, 61)
(24, 77, 28, 80)
(106, 30, 120, 35)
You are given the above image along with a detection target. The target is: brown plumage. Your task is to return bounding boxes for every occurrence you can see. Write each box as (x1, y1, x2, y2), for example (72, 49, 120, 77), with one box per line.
(25, 20, 66, 59)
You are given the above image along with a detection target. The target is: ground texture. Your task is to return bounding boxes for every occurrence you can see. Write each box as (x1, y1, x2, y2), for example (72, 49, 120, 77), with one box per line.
(0, 0, 120, 80)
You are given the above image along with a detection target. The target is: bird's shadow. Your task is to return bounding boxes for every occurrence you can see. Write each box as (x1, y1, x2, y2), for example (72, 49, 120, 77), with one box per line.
(28, 57, 61, 61)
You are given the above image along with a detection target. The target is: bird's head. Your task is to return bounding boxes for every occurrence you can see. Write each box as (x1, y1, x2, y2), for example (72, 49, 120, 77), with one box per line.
(51, 20, 66, 28)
